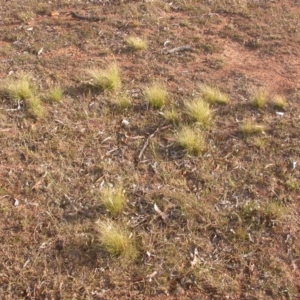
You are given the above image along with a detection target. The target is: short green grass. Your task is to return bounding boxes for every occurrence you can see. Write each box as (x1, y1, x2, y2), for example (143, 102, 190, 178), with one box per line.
(145, 83, 168, 109)
(97, 185, 126, 216)
(185, 97, 212, 127)
(200, 84, 230, 104)
(176, 126, 205, 156)
(87, 63, 122, 92)
(96, 221, 137, 261)
(126, 36, 148, 51)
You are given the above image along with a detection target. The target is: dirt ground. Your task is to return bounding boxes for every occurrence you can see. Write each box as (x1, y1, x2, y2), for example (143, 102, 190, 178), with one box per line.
(0, 0, 300, 299)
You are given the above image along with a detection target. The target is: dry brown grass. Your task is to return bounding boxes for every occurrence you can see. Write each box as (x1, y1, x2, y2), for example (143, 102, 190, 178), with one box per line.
(0, 1, 299, 299)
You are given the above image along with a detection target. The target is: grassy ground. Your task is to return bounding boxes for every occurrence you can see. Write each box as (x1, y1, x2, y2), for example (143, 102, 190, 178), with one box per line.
(0, 1, 300, 299)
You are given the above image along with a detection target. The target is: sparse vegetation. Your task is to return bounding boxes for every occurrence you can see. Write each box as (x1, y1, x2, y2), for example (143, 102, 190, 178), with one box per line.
(47, 86, 63, 103)
(272, 95, 288, 110)
(4, 74, 34, 101)
(176, 126, 205, 155)
(25, 96, 44, 118)
(252, 87, 268, 108)
(0, 1, 299, 299)
(97, 185, 126, 216)
(96, 221, 137, 261)
(87, 63, 121, 91)
(144, 82, 168, 109)
(200, 84, 230, 104)
(185, 97, 212, 127)
(240, 119, 265, 135)
(163, 107, 179, 124)
(126, 36, 147, 51)
(113, 92, 131, 109)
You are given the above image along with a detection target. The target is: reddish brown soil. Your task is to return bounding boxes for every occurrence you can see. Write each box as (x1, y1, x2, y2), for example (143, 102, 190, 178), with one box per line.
(1, 1, 300, 299)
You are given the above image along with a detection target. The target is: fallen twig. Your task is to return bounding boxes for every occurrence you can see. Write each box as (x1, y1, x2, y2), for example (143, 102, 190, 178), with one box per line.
(135, 125, 171, 164)
(70, 11, 102, 22)
(166, 45, 192, 54)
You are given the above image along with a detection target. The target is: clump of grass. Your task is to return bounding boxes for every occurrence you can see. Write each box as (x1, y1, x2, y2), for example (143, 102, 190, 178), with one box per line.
(252, 87, 268, 108)
(96, 221, 137, 261)
(145, 83, 168, 109)
(272, 95, 287, 110)
(26, 96, 44, 118)
(185, 97, 212, 127)
(87, 63, 121, 92)
(285, 176, 300, 191)
(176, 126, 205, 156)
(97, 185, 126, 216)
(126, 36, 147, 51)
(264, 201, 289, 221)
(251, 136, 266, 149)
(200, 84, 229, 104)
(164, 108, 180, 124)
(113, 93, 131, 109)
(239, 200, 288, 227)
(4, 74, 34, 101)
(47, 86, 63, 103)
(240, 120, 265, 135)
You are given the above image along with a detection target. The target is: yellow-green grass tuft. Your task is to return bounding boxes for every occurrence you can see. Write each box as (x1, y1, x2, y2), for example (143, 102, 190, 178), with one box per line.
(240, 120, 265, 135)
(176, 126, 205, 156)
(164, 108, 180, 124)
(126, 36, 148, 51)
(87, 63, 122, 92)
(185, 97, 212, 127)
(4, 75, 34, 101)
(97, 185, 126, 216)
(252, 87, 268, 108)
(96, 221, 137, 261)
(26, 96, 44, 119)
(200, 84, 230, 104)
(47, 86, 63, 103)
(272, 95, 287, 110)
(112, 93, 131, 109)
(145, 83, 168, 109)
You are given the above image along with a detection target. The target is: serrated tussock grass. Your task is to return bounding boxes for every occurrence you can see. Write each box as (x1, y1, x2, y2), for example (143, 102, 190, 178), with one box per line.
(47, 86, 63, 103)
(145, 83, 168, 109)
(185, 97, 212, 127)
(96, 221, 137, 261)
(176, 126, 205, 156)
(272, 95, 287, 110)
(3, 74, 34, 101)
(112, 92, 131, 109)
(26, 96, 44, 118)
(240, 120, 265, 135)
(164, 107, 180, 124)
(126, 36, 148, 51)
(87, 63, 122, 92)
(200, 84, 229, 104)
(252, 87, 268, 108)
(97, 185, 126, 216)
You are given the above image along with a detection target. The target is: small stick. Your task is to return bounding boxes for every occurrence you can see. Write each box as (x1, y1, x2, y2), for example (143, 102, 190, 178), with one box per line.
(70, 11, 101, 22)
(137, 128, 159, 162)
(136, 125, 171, 164)
(166, 45, 192, 54)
